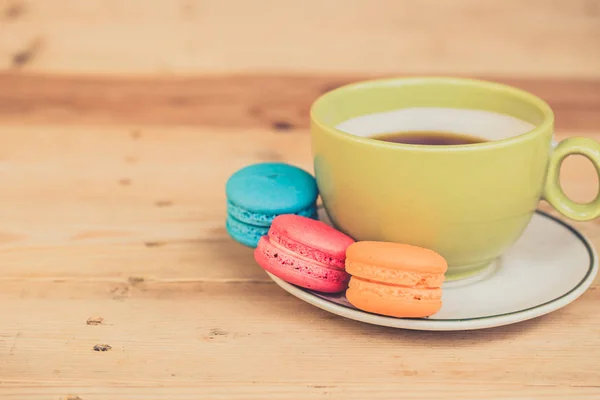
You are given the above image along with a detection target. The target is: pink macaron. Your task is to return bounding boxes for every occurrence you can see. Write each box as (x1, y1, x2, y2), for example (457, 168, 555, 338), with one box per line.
(254, 214, 355, 293)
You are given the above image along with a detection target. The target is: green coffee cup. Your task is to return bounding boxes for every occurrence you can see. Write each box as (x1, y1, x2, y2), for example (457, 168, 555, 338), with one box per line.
(310, 77, 600, 280)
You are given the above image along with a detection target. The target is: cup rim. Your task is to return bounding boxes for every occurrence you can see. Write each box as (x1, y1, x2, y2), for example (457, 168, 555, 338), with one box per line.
(310, 76, 555, 151)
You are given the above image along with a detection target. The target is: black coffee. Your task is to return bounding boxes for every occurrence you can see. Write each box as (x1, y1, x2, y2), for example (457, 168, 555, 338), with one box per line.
(371, 131, 487, 146)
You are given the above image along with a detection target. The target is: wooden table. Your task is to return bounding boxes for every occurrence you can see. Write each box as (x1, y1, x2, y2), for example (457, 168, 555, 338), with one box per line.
(1, 0, 600, 397)
(1, 73, 599, 400)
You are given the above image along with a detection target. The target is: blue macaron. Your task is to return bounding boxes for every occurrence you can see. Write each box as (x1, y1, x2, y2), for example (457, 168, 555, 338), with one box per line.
(225, 163, 319, 247)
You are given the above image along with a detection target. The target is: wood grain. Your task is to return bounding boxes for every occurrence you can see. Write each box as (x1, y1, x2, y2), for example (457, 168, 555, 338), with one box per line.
(1, 75, 600, 399)
(0, 0, 599, 77)
(1, 73, 600, 131)
(1, 282, 600, 400)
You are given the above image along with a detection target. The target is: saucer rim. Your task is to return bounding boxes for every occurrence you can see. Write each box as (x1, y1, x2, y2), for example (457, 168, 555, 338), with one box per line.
(266, 210, 598, 331)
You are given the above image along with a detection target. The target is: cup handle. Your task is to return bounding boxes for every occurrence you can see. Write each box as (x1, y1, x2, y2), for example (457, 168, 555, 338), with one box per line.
(544, 137, 600, 221)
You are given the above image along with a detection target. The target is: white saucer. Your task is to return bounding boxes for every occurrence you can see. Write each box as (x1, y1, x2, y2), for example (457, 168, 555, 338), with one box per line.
(267, 209, 598, 331)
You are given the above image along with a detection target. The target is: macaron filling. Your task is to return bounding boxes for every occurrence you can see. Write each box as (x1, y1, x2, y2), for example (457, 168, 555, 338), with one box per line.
(257, 236, 349, 285)
(269, 230, 346, 270)
(227, 201, 317, 226)
(226, 216, 270, 247)
(346, 261, 445, 288)
(348, 277, 442, 302)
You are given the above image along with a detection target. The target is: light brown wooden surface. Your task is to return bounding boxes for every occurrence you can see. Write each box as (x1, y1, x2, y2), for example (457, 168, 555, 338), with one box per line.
(1, 0, 599, 77)
(0, 72, 599, 399)
(2, 2, 600, 398)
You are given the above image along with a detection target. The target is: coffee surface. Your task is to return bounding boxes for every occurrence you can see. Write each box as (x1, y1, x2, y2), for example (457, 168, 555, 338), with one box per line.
(371, 131, 486, 145)
(336, 107, 535, 142)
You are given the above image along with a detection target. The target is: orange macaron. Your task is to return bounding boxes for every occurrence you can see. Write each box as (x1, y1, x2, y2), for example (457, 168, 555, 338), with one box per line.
(345, 241, 448, 318)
